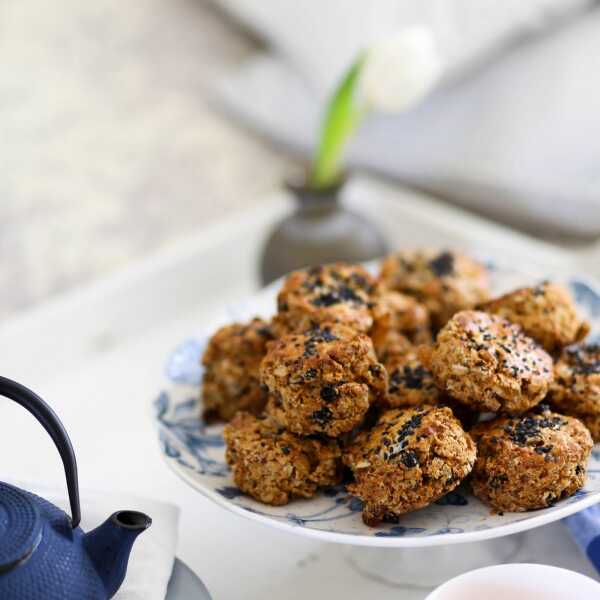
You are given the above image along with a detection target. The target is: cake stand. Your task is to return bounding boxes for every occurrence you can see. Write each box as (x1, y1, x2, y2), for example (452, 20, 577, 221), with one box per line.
(153, 261, 600, 588)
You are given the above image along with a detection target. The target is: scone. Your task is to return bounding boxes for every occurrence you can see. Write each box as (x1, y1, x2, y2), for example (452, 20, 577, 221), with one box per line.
(577, 414, 600, 443)
(423, 310, 553, 414)
(379, 249, 490, 328)
(344, 406, 476, 525)
(549, 344, 600, 441)
(273, 263, 376, 335)
(224, 412, 342, 505)
(384, 350, 441, 408)
(384, 350, 479, 428)
(481, 282, 589, 353)
(470, 406, 592, 512)
(201, 318, 275, 421)
(261, 323, 388, 436)
(370, 289, 431, 361)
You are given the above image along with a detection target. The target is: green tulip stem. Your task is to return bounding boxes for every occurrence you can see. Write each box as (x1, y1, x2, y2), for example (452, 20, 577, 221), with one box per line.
(310, 54, 367, 189)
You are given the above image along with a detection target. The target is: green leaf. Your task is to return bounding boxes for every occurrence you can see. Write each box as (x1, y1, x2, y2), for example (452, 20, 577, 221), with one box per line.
(310, 53, 367, 189)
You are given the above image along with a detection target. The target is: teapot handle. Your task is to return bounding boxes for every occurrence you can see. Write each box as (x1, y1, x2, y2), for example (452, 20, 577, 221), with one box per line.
(0, 376, 81, 528)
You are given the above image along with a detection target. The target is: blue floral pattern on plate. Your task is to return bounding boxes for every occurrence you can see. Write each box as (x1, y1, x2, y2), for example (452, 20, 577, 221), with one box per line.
(154, 264, 600, 545)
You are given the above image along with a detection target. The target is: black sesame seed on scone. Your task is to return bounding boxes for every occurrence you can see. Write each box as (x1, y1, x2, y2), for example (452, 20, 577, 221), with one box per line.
(481, 282, 589, 353)
(379, 249, 490, 329)
(224, 412, 342, 505)
(470, 405, 592, 512)
(261, 322, 388, 437)
(273, 263, 376, 336)
(201, 318, 275, 421)
(344, 406, 476, 525)
(422, 310, 554, 415)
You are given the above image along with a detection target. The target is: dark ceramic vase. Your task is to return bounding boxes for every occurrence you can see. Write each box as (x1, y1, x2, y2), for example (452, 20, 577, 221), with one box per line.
(260, 178, 388, 285)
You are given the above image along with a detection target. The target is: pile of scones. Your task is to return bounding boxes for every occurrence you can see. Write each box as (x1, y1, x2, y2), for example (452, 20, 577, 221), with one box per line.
(200, 249, 599, 526)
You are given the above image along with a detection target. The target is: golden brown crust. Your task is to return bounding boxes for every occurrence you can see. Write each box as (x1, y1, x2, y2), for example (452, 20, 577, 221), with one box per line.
(379, 249, 490, 328)
(370, 289, 432, 361)
(261, 323, 388, 436)
(424, 310, 554, 414)
(481, 282, 589, 353)
(224, 412, 342, 505)
(550, 344, 600, 415)
(273, 263, 376, 336)
(344, 407, 476, 525)
(470, 407, 592, 512)
(201, 318, 274, 421)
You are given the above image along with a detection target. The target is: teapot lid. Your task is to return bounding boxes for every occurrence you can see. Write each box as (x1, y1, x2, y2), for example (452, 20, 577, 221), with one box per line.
(0, 483, 42, 573)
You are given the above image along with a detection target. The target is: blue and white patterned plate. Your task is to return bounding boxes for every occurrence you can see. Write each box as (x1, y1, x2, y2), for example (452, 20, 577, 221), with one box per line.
(154, 261, 600, 547)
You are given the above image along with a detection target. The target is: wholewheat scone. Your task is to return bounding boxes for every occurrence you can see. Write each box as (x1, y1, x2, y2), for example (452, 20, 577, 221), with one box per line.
(384, 350, 441, 408)
(384, 350, 478, 428)
(422, 311, 554, 414)
(578, 414, 600, 443)
(549, 344, 600, 441)
(470, 406, 592, 512)
(201, 318, 275, 421)
(344, 406, 476, 525)
(481, 282, 589, 353)
(224, 412, 342, 505)
(379, 249, 490, 328)
(261, 323, 388, 437)
(370, 289, 432, 361)
(273, 263, 376, 336)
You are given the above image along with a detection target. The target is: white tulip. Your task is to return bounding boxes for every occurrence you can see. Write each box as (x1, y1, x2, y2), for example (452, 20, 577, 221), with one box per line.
(358, 26, 442, 113)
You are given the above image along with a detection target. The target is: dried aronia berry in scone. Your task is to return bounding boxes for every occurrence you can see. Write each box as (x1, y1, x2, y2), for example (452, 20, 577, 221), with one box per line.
(261, 323, 388, 437)
(344, 406, 476, 526)
(470, 405, 592, 512)
(379, 249, 490, 329)
(273, 263, 376, 336)
(370, 288, 432, 361)
(481, 282, 589, 353)
(201, 318, 275, 421)
(549, 344, 600, 441)
(422, 310, 554, 415)
(224, 412, 342, 506)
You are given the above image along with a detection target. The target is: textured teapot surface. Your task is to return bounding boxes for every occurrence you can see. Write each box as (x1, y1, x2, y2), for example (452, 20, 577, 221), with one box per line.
(0, 484, 107, 600)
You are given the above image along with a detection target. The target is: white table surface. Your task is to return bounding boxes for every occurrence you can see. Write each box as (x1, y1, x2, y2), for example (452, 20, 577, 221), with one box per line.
(1, 177, 598, 599)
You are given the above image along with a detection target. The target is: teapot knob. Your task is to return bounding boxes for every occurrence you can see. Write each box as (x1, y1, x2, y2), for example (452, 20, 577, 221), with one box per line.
(0, 377, 81, 528)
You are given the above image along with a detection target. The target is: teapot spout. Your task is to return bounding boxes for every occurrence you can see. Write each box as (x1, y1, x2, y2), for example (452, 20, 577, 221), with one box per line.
(84, 511, 152, 599)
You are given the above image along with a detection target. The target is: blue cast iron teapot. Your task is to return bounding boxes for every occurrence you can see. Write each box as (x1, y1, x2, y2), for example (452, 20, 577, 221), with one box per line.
(0, 376, 152, 599)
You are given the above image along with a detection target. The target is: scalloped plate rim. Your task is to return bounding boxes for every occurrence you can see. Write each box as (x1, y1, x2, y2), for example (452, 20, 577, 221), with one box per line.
(159, 437, 600, 547)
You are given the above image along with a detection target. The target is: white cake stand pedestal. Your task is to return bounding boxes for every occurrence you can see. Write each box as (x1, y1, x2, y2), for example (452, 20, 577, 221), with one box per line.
(343, 534, 524, 589)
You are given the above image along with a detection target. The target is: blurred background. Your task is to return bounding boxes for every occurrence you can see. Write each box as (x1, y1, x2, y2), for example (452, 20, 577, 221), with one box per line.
(2, 0, 599, 320)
